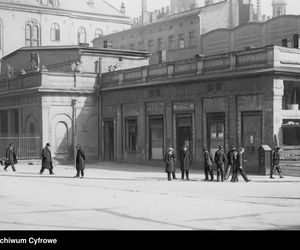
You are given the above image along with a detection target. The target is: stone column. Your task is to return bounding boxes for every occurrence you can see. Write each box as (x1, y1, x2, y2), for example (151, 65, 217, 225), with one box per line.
(165, 102, 173, 149)
(116, 105, 123, 162)
(41, 105, 50, 148)
(194, 100, 203, 166)
(228, 95, 237, 148)
(139, 103, 146, 162)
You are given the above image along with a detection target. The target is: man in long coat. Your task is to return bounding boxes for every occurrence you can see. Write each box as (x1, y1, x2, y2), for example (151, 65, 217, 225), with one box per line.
(40, 143, 54, 175)
(231, 147, 251, 182)
(164, 147, 177, 181)
(224, 146, 237, 180)
(4, 143, 17, 172)
(270, 146, 284, 179)
(214, 145, 227, 182)
(203, 147, 214, 181)
(180, 146, 192, 181)
(74, 144, 86, 178)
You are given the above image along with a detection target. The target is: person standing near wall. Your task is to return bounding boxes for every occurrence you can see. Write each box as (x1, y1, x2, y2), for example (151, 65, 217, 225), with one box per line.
(214, 146, 227, 182)
(40, 143, 54, 175)
(180, 146, 192, 181)
(74, 144, 86, 179)
(4, 143, 17, 172)
(270, 146, 284, 179)
(203, 147, 214, 181)
(164, 147, 177, 181)
(224, 146, 237, 181)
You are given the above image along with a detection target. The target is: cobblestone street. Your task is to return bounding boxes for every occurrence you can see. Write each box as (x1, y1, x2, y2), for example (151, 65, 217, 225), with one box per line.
(0, 162, 300, 230)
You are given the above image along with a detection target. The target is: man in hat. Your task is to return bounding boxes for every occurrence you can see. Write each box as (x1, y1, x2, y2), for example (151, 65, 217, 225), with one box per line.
(203, 147, 214, 181)
(74, 144, 86, 178)
(214, 145, 227, 182)
(4, 143, 17, 172)
(40, 143, 54, 175)
(180, 146, 192, 181)
(224, 146, 237, 181)
(231, 147, 251, 182)
(164, 146, 177, 181)
(271, 146, 284, 179)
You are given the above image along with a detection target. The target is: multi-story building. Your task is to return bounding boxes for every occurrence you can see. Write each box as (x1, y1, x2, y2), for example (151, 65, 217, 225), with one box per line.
(0, 0, 132, 58)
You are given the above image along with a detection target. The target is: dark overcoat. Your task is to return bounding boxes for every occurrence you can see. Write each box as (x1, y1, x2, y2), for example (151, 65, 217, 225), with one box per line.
(214, 149, 226, 165)
(164, 152, 176, 173)
(227, 150, 236, 165)
(76, 149, 86, 170)
(6, 147, 17, 165)
(236, 152, 243, 169)
(272, 151, 280, 165)
(41, 147, 53, 169)
(204, 151, 213, 167)
(180, 150, 192, 171)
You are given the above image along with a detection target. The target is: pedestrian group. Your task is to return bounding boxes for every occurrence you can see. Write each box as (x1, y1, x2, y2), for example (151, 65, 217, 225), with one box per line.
(1, 142, 284, 182)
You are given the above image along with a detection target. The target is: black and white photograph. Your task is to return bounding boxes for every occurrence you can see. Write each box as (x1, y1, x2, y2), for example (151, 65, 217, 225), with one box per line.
(0, 0, 300, 243)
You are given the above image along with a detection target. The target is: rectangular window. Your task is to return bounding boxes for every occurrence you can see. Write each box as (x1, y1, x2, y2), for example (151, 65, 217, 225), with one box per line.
(157, 38, 163, 52)
(148, 40, 154, 53)
(130, 43, 135, 50)
(189, 31, 196, 47)
(179, 33, 185, 49)
(210, 120, 224, 139)
(126, 118, 138, 152)
(149, 116, 164, 160)
(168, 35, 175, 50)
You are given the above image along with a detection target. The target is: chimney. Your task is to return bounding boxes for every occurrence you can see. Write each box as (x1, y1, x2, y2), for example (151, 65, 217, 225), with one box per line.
(257, 0, 262, 21)
(120, 2, 125, 14)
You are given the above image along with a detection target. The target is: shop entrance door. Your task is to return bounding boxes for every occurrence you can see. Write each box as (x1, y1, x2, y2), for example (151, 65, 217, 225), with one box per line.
(242, 112, 262, 173)
(207, 113, 225, 156)
(176, 115, 192, 156)
(104, 121, 114, 161)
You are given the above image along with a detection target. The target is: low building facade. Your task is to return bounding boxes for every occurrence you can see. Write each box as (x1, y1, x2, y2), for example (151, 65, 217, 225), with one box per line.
(99, 45, 300, 175)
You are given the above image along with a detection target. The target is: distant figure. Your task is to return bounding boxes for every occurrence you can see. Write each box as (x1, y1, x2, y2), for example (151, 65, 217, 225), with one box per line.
(164, 147, 177, 181)
(214, 145, 227, 182)
(40, 143, 54, 175)
(271, 146, 284, 179)
(180, 146, 192, 181)
(224, 146, 237, 180)
(4, 143, 17, 172)
(231, 147, 251, 183)
(74, 144, 86, 179)
(203, 147, 214, 181)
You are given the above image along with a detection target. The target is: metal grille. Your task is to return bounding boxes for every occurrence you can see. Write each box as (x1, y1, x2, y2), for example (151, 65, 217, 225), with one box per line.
(0, 134, 41, 161)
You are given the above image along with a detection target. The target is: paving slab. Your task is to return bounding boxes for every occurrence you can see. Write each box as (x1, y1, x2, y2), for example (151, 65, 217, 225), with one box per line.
(0, 162, 300, 230)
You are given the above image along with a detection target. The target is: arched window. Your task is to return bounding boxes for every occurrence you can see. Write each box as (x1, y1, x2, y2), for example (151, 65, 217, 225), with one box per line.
(50, 23, 60, 41)
(25, 20, 40, 47)
(78, 26, 86, 44)
(95, 28, 103, 38)
(55, 122, 68, 153)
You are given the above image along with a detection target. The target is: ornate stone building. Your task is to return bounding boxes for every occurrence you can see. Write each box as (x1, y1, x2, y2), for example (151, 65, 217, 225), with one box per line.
(0, 0, 131, 58)
(0, 46, 150, 162)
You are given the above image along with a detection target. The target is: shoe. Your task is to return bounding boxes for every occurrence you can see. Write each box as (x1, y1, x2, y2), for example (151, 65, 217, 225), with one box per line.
(74, 176, 79, 178)
(4, 168, 7, 171)
(80, 176, 84, 179)
(50, 173, 55, 175)
(270, 177, 275, 179)
(246, 179, 251, 182)
(280, 176, 284, 179)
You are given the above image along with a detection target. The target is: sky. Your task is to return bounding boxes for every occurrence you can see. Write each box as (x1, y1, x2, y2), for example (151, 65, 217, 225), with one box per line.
(108, 0, 300, 18)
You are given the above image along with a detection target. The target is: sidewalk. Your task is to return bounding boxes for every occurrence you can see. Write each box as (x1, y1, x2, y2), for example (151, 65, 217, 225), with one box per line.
(1, 162, 300, 230)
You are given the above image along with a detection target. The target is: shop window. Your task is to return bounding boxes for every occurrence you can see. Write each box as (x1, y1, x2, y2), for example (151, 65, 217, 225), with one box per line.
(210, 120, 224, 139)
(149, 116, 164, 160)
(283, 81, 300, 110)
(126, 118, 138, 152)
(282, 120, 300, 145)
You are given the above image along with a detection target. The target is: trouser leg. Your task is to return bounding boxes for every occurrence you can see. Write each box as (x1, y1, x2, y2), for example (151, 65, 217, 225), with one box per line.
(224, 165, 232, 180)
(240, 168, 249, 182)
(167, 173, 171, 181)
(172, 172, 177, 179)
(81, 169, 84, 177)
(220, 164, 224, 182)
(277, 166, 284, 178)
(181, 170, 185, 180)
(231, 169, 237, 182)
(40, 167, 45, 174)
(186, 171, 189, 180)
(11, 164, 16, 172)
(209, 166, 214, 181)
(49, 168, 54, 175)
(217, 165, 220, 182)
(204, 166, 209, 180)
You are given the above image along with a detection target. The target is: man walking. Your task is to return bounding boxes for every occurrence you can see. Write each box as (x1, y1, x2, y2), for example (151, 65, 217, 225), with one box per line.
(40, 143, 54, 175)
(74, 144, 86, 179)
(231, 147, 251, 182)
(4, 143, 17, 172)
(224, 146, 237, 180)
(214, 145, 226, 182)
(203, 147, 214, 181)
(270, 146, 284, 179)
(164, 147, 177, 181)
(180, 146, 192, 181)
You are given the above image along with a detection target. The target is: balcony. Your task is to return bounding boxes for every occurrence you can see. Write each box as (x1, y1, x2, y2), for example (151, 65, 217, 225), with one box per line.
(101, 45, 299, 89)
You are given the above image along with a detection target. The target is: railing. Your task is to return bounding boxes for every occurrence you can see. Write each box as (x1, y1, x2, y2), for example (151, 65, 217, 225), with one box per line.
(0, 133, 42, 161)
(101, 45, 285, 88)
